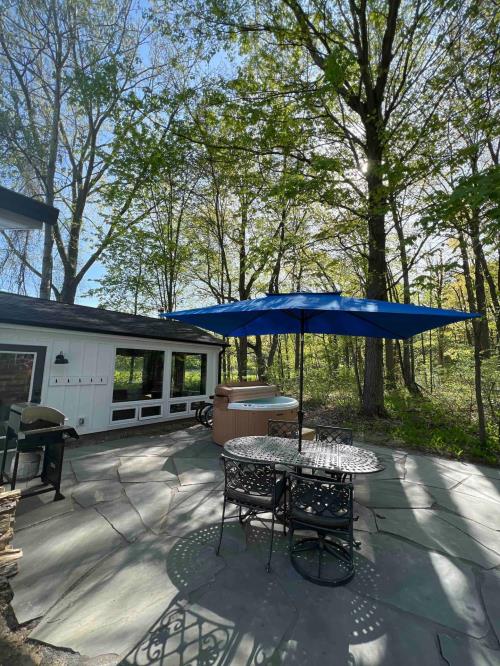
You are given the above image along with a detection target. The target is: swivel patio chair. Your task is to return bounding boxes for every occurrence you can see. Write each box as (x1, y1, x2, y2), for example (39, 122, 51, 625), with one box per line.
(314, 425, 354, 481)
(217, 455, 286, 572)
(287, 472, 356, 586)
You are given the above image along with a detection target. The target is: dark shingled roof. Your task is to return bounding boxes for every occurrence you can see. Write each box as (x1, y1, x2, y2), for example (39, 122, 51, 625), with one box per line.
(0, 292, 226, 346)
(0, 186, 59, 225)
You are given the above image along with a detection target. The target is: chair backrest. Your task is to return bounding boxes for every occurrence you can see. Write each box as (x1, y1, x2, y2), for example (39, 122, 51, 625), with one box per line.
(315, 425, 353, 447)
(267, 419, 300, 439)
(221, 455, 280, 498)
(288, 472, 353, 520)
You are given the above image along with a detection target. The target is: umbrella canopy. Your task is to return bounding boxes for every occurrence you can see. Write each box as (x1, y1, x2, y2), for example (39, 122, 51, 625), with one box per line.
(162, 292, 479, 451)
(161, 292, 479, 339)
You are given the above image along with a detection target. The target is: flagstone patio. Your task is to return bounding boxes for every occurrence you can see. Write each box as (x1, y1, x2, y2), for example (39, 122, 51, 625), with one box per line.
(8, 425, 500, 665)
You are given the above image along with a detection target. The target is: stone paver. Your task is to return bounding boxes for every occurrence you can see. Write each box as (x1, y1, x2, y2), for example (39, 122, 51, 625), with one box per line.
(354, 479, 434, 508)
(103, 443, 174, 457)
(71, 456, 121, 482)
(404, 456, 469, 489)
(367, 458, 406, 480)
(11, 508, 125, 623)
(10, 427, 500, 665)
(355, 441, 408, 460)
(31, 534, 224, 658)
(118, 456, 178, 483)
(161, 487, 223, 538)
(430, 487, 500, 530)
(124, 482, 173, 534)
(350, 533, 488, 637)
(376, 508, 500, 569)
(433, 510, 500, 555)
(353, 501, 378, 533)
(279, 583, 442, 666)
(138, 558, 296, 666)
(95, 498, 146, 543)
(173, 456, 223, 485)
(480, 570, 500, 643)
(435, 458, 500, 480)
(452, 475, 500, 503)
(15, 493, 75, 531)
(438, 633, 500, 666)
(71, 480, 124, 507)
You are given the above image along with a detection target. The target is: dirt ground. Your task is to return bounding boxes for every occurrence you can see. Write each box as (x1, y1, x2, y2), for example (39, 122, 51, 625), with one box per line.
(0, 578, 89, 666)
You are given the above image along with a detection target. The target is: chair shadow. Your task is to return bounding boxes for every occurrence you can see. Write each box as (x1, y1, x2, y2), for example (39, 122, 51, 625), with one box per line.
(119, 519, 387, 666)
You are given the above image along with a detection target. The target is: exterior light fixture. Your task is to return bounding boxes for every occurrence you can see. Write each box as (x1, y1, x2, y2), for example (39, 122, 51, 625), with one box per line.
(54, 351, 69, 365)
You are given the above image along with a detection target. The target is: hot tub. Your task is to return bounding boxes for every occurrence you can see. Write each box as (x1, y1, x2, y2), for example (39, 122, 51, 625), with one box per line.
(228, 396, 299, 411)
(212, 382, 299, 445)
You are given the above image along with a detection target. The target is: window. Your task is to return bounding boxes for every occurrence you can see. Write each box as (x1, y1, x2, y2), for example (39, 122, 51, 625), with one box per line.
(170, 353, 207, 398)
(113, 349, 164, 403)
(111, 407, 137, 422)
(0, 344, 46, 438)
(170, 402, 187, 414)
(140, 405, 162, 419)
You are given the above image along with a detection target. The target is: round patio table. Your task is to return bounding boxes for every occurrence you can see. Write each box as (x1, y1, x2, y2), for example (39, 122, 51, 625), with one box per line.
(224, 435, 385, 476)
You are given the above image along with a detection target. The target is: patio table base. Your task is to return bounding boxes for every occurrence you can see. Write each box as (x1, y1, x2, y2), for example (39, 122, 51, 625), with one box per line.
(290, 535, 355, 586)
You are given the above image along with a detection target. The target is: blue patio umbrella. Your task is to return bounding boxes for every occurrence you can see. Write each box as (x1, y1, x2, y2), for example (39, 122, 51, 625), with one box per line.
(162, 292, 479, 450)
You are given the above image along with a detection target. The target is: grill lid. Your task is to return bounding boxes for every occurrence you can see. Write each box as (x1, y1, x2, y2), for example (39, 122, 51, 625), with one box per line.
(9, 403, 65, 429)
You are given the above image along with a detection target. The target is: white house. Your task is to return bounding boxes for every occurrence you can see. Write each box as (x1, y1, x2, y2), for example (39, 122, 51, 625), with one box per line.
(0, 292, 225, 436)
(0, 185, 59, 230)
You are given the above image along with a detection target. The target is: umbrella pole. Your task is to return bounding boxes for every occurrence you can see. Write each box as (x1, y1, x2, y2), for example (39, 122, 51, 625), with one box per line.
(298, 315, 305, 452)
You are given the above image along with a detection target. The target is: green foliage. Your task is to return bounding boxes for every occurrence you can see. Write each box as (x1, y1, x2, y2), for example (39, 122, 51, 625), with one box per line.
(324, 47, 357, 88)
(386, 393, 497, 462)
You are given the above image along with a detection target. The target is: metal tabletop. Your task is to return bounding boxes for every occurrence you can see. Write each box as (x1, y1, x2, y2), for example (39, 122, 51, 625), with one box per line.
(224, 436, 385, 475)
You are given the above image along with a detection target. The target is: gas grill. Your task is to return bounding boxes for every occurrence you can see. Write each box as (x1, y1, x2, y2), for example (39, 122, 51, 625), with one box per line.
(0, 403, 79, 501)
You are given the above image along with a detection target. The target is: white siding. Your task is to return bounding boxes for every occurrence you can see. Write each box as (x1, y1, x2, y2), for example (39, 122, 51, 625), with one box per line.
(0, 323, 221, 435)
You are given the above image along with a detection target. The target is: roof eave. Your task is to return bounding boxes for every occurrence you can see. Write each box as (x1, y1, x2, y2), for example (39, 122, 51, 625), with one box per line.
(0, 317, 227, 347)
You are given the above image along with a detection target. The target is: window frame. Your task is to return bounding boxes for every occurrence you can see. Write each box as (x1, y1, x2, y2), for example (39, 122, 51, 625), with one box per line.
(169, 351, 208, 399)
(111, 347, 165, 404)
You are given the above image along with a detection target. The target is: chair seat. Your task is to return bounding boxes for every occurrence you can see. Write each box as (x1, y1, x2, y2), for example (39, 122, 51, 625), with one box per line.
(291, 507, 350, 529)
(226, 477, 285, 510)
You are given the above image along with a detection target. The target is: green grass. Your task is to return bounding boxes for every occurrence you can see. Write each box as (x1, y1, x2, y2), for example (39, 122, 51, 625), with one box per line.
(324, 391, 499, 465)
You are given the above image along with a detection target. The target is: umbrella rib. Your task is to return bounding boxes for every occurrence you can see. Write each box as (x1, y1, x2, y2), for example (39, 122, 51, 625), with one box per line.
(228, 310, 290, 336)
(347, 311, 403, 339)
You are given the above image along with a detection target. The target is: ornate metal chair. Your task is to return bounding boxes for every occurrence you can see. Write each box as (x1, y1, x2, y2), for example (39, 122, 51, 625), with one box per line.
(287, 472, 356, 586)
(315, 425, 353, 447)
(314, 425, 354, 481)
(267, 420, 300, 439)
(217, 455, 286, 572)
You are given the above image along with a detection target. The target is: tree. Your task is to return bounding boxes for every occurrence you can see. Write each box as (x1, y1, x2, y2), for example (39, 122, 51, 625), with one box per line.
(0, 0, 165, 302)
(163, 0, 467, 415)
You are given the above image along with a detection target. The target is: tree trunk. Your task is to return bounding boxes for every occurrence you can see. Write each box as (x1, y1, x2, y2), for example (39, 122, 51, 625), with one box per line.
(237, 337, 248, 381)
(254, 335, 267, 381)
(473, 320, 487, 445)
(40, 224, 53, 299)
(390, 196, 421, 394)
(470, 212, 491, 356)
(385, 339, 396, 389)
(58, 276, 79, 304)
(457, 231, 487, 447)
(362, 131, 387, 416)
(351, 339, 363, 403)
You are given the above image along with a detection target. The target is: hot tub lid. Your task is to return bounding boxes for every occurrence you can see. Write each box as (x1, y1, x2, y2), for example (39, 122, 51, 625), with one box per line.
(227, 396, 299, 411)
